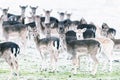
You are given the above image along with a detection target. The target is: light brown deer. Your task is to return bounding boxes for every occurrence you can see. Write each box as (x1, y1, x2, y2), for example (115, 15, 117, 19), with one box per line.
(33, 29, 60, 72)
(65, 30, 101, 75)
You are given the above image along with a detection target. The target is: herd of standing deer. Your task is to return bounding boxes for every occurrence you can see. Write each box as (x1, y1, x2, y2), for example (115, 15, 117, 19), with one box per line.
(0, 5, 120, 79)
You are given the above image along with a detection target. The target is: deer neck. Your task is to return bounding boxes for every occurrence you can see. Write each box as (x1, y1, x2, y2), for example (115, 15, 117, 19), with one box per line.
(45, 15, 50, 24)
(34, 35, 40, 44)
(59, 15, 64, 21)
(2, 13, 8, 21)
(35, 19, 41, 31)
(21, 11, 25, 18)
(67, 16, 70, 20)
(35, 20, 40, 26)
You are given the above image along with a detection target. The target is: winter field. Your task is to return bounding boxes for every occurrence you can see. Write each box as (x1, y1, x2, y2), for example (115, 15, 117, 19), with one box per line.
(0, 0, 120, 80)
(0, 37, 120, 80)
(0, 42, 120, 80)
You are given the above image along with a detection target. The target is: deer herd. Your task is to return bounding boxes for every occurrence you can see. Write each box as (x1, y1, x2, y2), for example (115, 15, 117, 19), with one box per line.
(0, 5, 120, 79)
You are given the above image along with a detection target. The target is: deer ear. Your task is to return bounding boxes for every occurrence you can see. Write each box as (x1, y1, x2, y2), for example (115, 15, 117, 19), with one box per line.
(50, 9, 52, 12)
(36, 6, 38, 9)
(30, 6, 32, 8)
(26, 5, 28, 8)
(19, 5, 22, 8)
(57, 11, 60, 14)
(81, 28, 87, 32)
(65, 11, 67, 14)
(40, 14, 43, 17)
(43, 9, 46, 12)
(70, 13, 72, 15)
(0, 7, 2, 10)
(7, 7, 9, 10)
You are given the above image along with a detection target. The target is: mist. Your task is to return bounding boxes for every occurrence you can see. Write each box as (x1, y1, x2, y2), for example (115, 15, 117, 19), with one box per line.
(0, 0, 120, 38)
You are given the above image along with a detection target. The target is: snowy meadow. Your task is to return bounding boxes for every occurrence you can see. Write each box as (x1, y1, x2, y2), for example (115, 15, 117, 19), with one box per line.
(0, 0, 120, 80)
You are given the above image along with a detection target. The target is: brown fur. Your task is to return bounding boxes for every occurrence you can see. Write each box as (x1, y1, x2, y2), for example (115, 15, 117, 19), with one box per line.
(33, 31, 59, 71)
(65, 37, 101, 75)
(1, 49, 19, 79)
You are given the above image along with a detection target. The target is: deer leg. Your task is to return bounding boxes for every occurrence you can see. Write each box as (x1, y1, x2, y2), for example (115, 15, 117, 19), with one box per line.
(76, 54, 80, 69)
(36, 47, 46, 71)
(102, 52, 113, 72)
(50, 49, 58, 72)
(107, 55, 113, 72)
(19, 30, 27, 52)
(8, 62, 14, 80)
(50, 50, 55, 71)
(5, 57, 14, 80)
(13, 59, 19, 79)
(3, 31, 9, 41)
(27, 30, 31, 40)
(71, 52, 76, 73)
(109, 59, 113, 72)
(72, 55, 79, 74)
(90, 55, 99, 75)
(72, 57, 77, 74)
(40, 50, 47, 71)
(87, 55, 92, 71)
(101, 53, 108, 71)
(106, 52, 113, 72)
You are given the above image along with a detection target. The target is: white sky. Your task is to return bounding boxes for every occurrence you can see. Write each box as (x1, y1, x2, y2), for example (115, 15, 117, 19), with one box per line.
(0, 0, 120, 38)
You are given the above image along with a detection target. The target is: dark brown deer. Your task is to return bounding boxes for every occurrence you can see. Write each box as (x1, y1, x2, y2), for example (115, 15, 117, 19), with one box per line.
(2, 21, 27, 51)
(101, 23, 116, 39)
(0, 42, 20, 79)
(65, 30, 101, 75)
